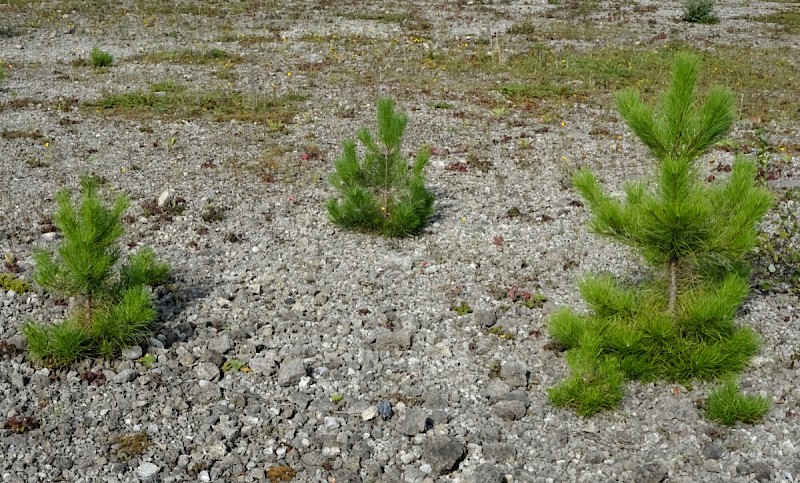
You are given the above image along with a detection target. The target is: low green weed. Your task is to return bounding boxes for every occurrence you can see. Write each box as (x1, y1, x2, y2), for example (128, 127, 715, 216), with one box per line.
(451, 301, 473, 316)
(0, 273, 30, 293)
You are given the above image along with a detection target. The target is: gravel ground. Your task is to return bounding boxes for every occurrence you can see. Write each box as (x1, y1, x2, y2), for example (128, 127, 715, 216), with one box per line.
(1, 1, 799, 482)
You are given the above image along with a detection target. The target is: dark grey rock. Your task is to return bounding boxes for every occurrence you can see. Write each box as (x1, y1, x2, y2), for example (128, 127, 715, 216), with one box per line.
(194, 362, 220, 381)
(121, 345, 143, 360)
(752, 462, 772, 482)
(278, 358, 308, 386)
(422, 435, 466, 476)
(482, 379, 512, 404)
(499, 361, 528, 388)
(398, 408, 432, 436)
(483, 443, 517, 463)
(202, 350, 225, 368)
(113, 369, 139, 384)
(633, 461, 668, 483)
(300, 451, 327, 467)
(375, 329, 412, 350)
(377, 400, 393, 420)
(702, 442, 723, 460)
(473, 309, 497, 328)
(208, 334, 233, 354)
(492, 400, 527, 421)
(474, 463, 505, 483)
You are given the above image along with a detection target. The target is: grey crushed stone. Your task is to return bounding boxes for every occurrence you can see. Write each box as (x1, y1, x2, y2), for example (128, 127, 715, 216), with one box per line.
(0, 1, 798, 482)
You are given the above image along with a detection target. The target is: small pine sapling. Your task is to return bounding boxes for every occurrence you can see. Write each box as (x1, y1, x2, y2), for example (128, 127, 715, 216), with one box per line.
(548, 53, 772, 417)
(327, 97, 434, 237)
(24, 176, 170, 367)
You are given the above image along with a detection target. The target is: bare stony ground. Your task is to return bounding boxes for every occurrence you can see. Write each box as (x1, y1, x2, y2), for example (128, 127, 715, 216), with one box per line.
(0, 1, 799, 482)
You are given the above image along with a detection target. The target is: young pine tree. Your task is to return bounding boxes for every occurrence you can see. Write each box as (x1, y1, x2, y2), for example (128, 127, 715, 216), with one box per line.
(24, 176, 170, 367)
(548, 53, 773, 417)
(327, 97, 435, 238)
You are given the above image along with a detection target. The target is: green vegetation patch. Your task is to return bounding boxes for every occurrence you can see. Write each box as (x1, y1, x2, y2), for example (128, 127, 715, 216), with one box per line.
(705, 379, 771, 426)
(754, 9, 800, 34)
(131, 48, 245, 65)
(0, 273, 31, 293)
(86, 82, 307, 129)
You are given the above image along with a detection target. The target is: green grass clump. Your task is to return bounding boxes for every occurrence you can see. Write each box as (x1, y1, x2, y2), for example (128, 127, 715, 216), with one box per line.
(705, 379, 771, 425)
(89, 47, 114, 67)
(23, 176, 170, 367)
(547, 54, 771, 417)
(0, 273, 30, 293)
(682, 0, 719, 24)
(327, 97, 434, 238)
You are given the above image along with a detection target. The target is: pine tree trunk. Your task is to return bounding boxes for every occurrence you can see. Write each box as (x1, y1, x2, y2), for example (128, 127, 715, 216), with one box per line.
(668, 259, 678, 314)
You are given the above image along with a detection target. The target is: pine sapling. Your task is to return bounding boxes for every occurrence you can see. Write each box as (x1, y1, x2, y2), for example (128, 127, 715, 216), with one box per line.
(548, 53, 773, 417)
(24, 176, 170, 367)
(327, 97, 434, 237)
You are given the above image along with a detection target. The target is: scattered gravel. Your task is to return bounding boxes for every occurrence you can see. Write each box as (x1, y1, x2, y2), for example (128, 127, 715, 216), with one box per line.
(1, 1, 799, 482)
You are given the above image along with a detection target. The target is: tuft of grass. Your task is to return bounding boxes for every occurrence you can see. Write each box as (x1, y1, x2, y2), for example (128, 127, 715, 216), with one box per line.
(86, 83, 307, 130)
(548, 344, 625, 417)
(89, 47, 114, 67)
(682, 0, 719, 24)
(704, 379, 770, 425)
(451, 301, 473, 316)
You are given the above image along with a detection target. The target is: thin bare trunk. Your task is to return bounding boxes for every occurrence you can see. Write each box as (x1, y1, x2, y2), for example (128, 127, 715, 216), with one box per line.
(668, 260, 678, 314)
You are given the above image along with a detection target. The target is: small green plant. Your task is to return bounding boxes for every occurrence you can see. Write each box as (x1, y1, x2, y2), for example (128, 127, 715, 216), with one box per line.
(548, 54, 772, 416)
(327, 97, 434, 238)
(488, 360, 501, 378)
(0, 273, 30, 293)
(23, 176, 170, 367)
(0, 63, 5, 82)
(221, 358, 250, 372)
(330, 393, 344, 404)
(682, 0, 719, 24)
(137, 353, 156, 368)
(89, 47, 114, 67)
(450, 301, 473, 316)
(704, 379, 770, 425)
(488, 325, 515, 340)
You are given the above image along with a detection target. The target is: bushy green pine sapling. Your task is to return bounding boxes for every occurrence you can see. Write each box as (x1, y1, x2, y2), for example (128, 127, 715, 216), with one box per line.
(327, 97, 434, 237)
(24, 176, 169, 367)
(548, 53, 772, 417)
